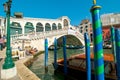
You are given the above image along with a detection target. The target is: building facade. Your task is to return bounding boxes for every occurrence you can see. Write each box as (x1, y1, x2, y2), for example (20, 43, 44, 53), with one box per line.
(0, 13, 71, 36)
(78, 19, 92, 41)
(101, 13, 120, 41)
(0, 16, 5, 36)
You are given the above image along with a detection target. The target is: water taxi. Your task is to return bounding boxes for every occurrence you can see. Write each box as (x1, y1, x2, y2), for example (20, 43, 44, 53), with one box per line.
(53, 53, 116, 80)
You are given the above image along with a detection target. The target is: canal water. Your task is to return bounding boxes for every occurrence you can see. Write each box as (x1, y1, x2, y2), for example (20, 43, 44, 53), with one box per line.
(28, 48, 112, 80)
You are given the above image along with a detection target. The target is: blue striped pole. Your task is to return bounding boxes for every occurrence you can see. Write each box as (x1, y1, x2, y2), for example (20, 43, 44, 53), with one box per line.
(90, 1, 104, 80)
(54, 38, 58, 70)
(115, 29, 120, 80)
(84, 33, 91, 80)
(44, 38, 48, 72)
(63, 36, 67, 75)
(111, 27, 116, 62)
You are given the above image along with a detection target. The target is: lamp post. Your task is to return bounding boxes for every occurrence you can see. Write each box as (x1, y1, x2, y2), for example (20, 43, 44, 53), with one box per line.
(1, 0, 17, 79)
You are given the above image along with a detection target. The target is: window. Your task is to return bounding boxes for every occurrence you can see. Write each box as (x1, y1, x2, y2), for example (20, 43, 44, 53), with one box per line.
(0, 19, 1, 26)
(85, 25, 88, 28)
(80, 30, 83, 33)
(80, 27, 83, 29)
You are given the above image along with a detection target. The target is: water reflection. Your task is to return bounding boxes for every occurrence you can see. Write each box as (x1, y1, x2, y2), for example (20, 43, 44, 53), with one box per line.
(29, 48, 112, 80)
(29, 48, 84, 80)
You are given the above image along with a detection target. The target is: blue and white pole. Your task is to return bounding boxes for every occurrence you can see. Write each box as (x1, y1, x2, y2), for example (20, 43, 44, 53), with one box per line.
(84, 33, 91, 80)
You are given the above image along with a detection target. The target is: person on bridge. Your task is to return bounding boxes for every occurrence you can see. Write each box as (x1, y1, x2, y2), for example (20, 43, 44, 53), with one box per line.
(0, 35, 4, 51)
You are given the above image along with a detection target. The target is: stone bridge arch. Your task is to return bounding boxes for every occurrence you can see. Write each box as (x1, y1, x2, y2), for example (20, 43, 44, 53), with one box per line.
(47, 33, 85, 48)
(11, 29, 84, 51)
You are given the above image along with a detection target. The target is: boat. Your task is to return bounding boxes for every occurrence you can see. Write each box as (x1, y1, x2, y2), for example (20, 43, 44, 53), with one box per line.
(53, 53, 117, 80)
(103, 41, 112, 49)
(103, 44, 112, 49)
(48, 45, 60, 50)
(66, 45, 84, 49)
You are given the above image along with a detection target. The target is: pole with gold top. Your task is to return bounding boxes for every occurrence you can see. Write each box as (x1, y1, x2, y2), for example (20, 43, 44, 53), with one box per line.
(90, 0, 104, 80)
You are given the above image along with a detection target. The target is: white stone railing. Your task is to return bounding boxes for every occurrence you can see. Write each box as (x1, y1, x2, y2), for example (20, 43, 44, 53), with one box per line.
(10, 28, 85, 46)
(11, 29, 68, 42)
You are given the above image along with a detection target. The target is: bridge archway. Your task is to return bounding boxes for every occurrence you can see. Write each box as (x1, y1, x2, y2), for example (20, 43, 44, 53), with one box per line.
(45, 23, 51, 31)
(36, 22, 44, 32)
(24, 22, 34, 33)
(48, 34, 84, 48)
(52, 23, 57, 30)
(58, 23, 62, 29)
(10, 22, 22, 35)
(63, 19, 69, 28)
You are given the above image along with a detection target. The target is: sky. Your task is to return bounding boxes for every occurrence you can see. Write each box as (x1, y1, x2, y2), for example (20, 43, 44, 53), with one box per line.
(0, 0, 120, 25)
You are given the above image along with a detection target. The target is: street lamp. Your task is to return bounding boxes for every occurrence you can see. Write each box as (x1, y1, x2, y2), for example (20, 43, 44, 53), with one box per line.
(1, 0, 17, 79)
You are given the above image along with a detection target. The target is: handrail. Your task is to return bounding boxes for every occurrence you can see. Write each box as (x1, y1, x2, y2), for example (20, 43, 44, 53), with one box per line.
(11, 29, 68, 42)
(10, 28, 85, 45)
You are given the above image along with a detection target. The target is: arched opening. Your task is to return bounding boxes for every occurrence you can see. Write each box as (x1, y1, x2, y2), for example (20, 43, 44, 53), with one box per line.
(57, 35, 83, 47)
(63, 19, 68, 28)
(45, 23, 51, 31)
(36, 22, 44, 32)
(24, 22, 34, 33)
(10, 22, 22, 35)
(58, 23, 62, 29)
(52, 23, 57, 30)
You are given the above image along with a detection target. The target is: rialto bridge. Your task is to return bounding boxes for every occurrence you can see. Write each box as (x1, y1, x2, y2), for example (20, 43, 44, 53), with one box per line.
(6, 16, 85, 51)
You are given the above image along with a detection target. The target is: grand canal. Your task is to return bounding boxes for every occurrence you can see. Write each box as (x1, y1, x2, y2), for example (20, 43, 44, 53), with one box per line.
(29, 48, 112, 80)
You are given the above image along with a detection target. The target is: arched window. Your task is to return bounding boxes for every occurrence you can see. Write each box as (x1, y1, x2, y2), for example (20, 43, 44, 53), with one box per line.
(24, 22, 34, 33)
(36, 22, 44, 32)
(63, 19, 68, 27)
(45, 23, 51, 31)
(85, 26, 88, 28)
(80, 30, 83, 33)
(80, 26, 83, 29)
(58, 23, 62, 29)
(10, 22, 22, 35)
(52, 23, 57, 30)
(11, 22, 21, 27)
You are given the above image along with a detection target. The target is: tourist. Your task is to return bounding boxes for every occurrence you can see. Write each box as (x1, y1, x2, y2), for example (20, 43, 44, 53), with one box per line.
(3, 35, 6, 48)
(0, 35, 4, 50)
(18, 46, 22, 51)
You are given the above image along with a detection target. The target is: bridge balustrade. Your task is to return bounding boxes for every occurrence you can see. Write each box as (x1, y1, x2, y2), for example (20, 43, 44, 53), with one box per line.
(10, 28, 85, 45)
(11, 29, 68, 42)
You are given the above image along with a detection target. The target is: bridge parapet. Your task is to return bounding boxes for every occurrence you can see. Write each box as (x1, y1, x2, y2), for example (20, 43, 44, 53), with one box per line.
(11, 29, 68, 43)
(10, 28, 85, 48)
(10, 28, 85, 51)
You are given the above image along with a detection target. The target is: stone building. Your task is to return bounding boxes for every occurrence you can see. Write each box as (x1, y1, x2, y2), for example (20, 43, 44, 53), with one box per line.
(78, 19, 92, 41)
(101, 13, 120, 41)
(0, 16, 5, 36)
(1, 12, 71, 36)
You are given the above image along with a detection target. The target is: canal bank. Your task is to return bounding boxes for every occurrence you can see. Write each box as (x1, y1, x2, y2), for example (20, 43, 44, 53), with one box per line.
(15, 56, 41, 80)
(0, 47, 112, 80)
(0, 48, 41, 80)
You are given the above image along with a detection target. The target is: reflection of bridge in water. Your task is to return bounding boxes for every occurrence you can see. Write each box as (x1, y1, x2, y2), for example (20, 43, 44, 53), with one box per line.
(11, 28, 85, 51)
